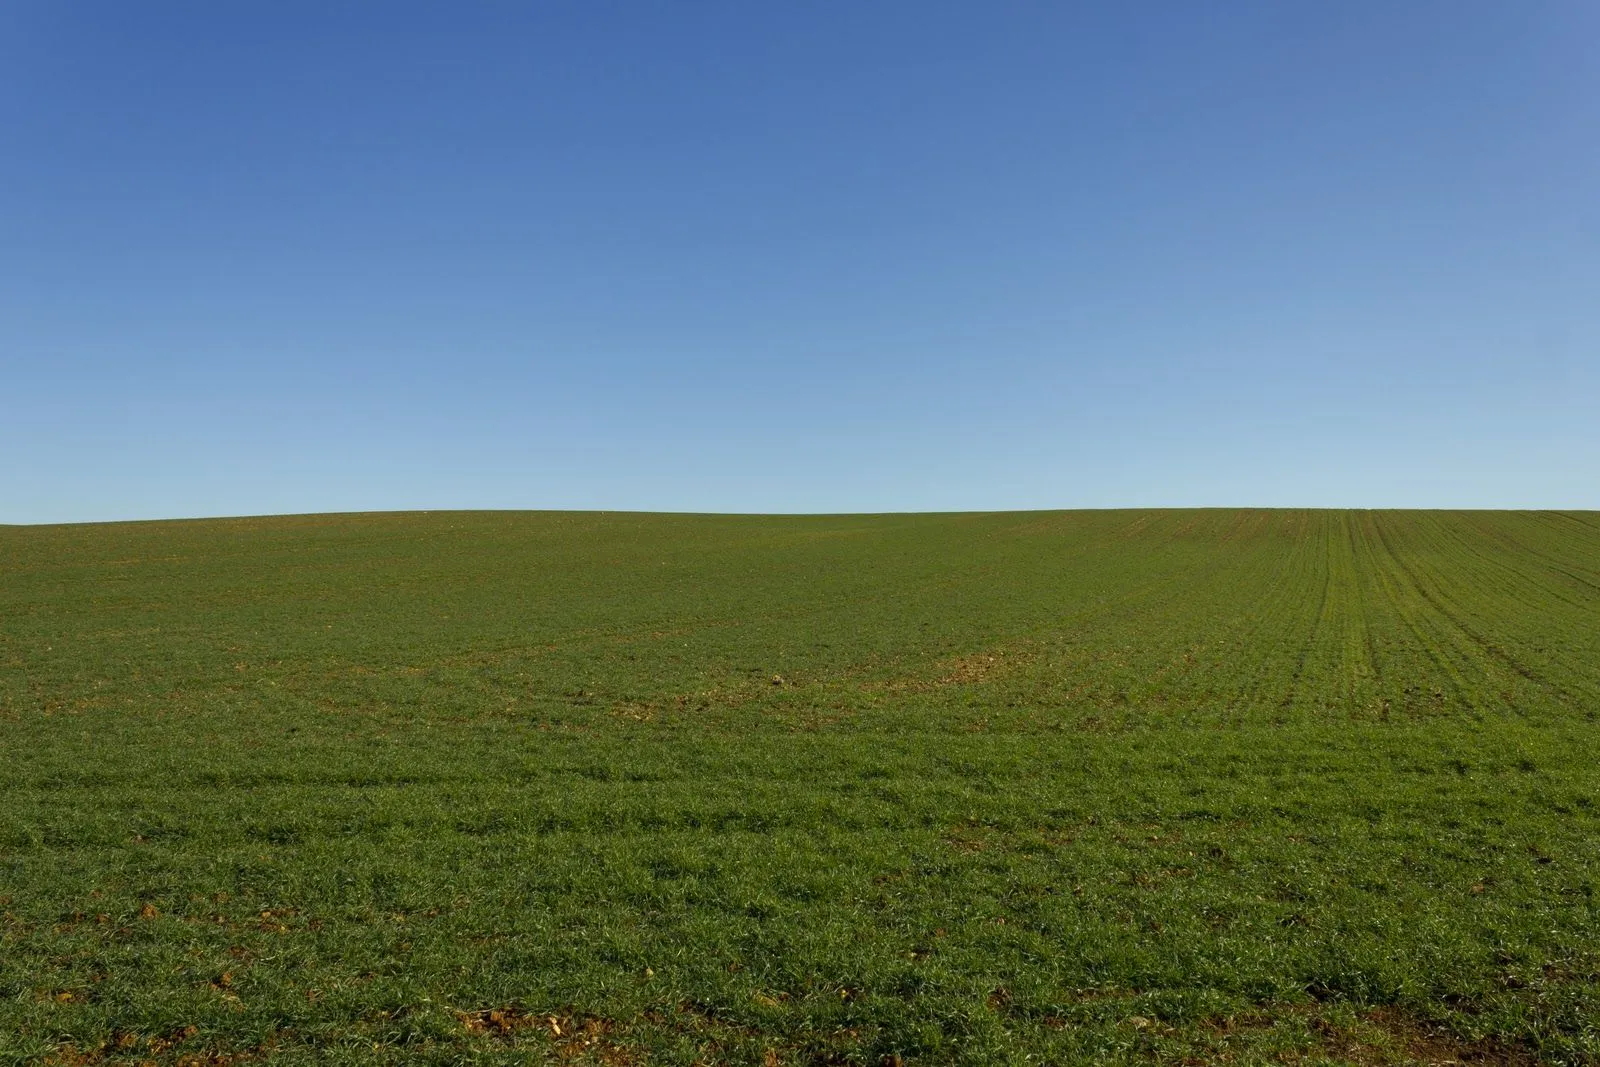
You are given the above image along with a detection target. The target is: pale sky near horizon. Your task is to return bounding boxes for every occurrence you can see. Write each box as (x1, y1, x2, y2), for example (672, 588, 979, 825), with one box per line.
(3, 2, 1597, 524)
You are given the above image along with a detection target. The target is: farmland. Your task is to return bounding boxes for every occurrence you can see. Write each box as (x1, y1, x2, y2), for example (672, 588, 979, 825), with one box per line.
(2, 509, 1599, 1065)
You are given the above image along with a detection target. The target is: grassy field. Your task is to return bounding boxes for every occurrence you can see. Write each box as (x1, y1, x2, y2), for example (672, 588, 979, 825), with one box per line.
(2, 509, 1599, 1065)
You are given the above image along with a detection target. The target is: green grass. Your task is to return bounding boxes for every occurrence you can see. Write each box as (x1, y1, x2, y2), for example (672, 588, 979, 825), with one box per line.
(2, 509, 1599, 1065)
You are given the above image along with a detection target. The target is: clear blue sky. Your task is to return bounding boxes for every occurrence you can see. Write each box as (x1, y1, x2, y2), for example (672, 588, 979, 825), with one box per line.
(3, 2, 1596, 523)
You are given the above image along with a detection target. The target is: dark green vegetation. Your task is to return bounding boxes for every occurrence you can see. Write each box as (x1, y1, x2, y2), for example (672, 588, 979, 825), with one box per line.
(3, 510, 1599, 1065)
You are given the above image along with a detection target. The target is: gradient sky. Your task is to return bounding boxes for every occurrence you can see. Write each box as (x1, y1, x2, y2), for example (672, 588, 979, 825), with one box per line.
(3, 2, 1597, 523)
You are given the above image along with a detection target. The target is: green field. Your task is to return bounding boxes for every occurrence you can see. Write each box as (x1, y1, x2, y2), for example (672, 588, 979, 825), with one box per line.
(3, 509, 1599, 1065)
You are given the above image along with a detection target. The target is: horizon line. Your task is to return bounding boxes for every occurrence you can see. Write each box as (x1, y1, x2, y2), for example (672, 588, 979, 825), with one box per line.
(7, 504, 1600, 530)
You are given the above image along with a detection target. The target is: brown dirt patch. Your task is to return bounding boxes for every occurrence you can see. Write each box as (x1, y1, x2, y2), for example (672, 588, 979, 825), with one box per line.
(867, 647, 1030, 695)
(1197, 1004, 1538, 1066)
(457, 1008, 639, 1063)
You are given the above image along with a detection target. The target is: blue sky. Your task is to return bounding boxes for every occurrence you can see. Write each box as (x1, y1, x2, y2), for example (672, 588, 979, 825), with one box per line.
(3, 2, 1596, 523)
